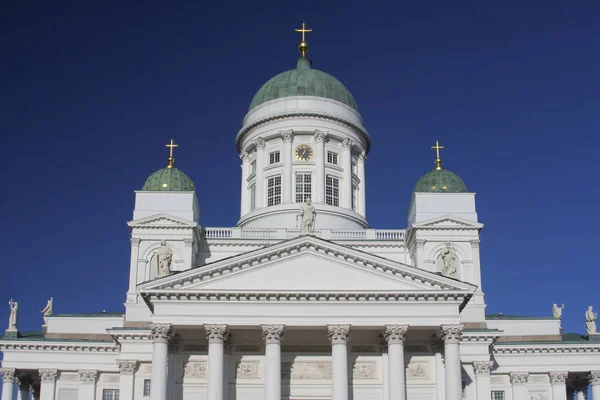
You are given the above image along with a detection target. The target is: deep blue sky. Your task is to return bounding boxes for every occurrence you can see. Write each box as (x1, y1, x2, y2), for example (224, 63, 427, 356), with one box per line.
(2, 1, 599, 336)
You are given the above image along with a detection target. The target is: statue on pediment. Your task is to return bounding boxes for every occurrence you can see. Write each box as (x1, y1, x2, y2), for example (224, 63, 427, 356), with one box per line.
(155, 240, 173, 277)
(41, 298, 53, 325)
(552, 303, 564, 319)
(440, 242, 457, 278)
(586, 306, 598, 335)
(7, 299, 18, 331)
(300, 200, 316, 235)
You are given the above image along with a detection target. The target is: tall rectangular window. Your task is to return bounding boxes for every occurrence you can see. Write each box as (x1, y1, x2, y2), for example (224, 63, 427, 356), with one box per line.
(250, 185, 256, 211)
(295, 173, 312, 203)
(269, 151, 280, 164)
(143, 380, 151, 396)
(491, 392, 505, 400)
(327, 151, 338, 165)
(325, 175, 340, 206)
(267, 176, 282, 206)
(352, 185, 357, 211)
(102, 389, 120, 400)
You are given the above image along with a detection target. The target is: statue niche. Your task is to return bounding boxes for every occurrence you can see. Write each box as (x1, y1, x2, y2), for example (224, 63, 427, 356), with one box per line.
(435, 242, 459, 279)
(147, 240, 176, 279)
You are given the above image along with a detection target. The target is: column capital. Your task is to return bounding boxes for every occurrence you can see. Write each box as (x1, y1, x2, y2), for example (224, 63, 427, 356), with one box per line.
(590, 370, 600, 385)
(205, 324, 229, 344)
(549, 371, 568, 385)
(441, 325, 463, 344)
(78, 370, 98, 385)
(117, 360, 139, 376)
(341, 138, 355, 150)
(240, 151, 250, 162)
(509, 371, 529, 385)
(384, 325, 408, 344)
(328, 325, 350, 344)
(254, 137, 266, 150)
(262, 325, 284, 344)
(358, 151, 367, 162)
(281, 129, 294, 142)
(470, 239, 480, 248)
(130, 237, 141, 246)
(0, 368, 16, 383)
(39, 369, 58, 383)
(314, 130, 328, 142)
(473, 361, 493, 377)
(416, 239, 426, 248)
(150, 323, 173, 343)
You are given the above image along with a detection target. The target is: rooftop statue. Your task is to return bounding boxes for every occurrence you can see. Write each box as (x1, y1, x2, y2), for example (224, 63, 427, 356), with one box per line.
(586, 306, 598, 335)
(300, 200, 316, 235)
(7, 299, 18, 331)
(41, 297, 53, 325)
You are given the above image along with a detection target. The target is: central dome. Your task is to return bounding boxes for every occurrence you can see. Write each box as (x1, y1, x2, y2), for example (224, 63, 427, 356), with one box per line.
(248, 58, 359, 112)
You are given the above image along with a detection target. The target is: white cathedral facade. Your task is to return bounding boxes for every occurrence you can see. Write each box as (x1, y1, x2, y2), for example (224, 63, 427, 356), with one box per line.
(2, 29, 600, 400)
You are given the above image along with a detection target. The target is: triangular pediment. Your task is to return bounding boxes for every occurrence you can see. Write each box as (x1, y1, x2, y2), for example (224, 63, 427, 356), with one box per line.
(127, 213, 198, 229)
(411, 215, 483, 230)
(139, 235, 476, 295)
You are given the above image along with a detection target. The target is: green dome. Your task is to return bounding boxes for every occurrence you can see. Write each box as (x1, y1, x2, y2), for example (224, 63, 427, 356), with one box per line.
(142, 167, 196, 192)
(413, 168, 468, 193)
(249, 58, 359, 112)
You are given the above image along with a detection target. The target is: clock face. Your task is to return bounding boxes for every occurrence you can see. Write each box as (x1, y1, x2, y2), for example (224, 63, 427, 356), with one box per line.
(294, 145, 314, 161)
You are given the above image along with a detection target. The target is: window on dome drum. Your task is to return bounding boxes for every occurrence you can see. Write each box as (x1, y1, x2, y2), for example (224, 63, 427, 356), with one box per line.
(103, 389, 120, 400)
(352, 185, 357, 211)
(143, 379, 151, 396)
(326, 175, 340, 206)
(295, 173, 312, 203)
(250, 185, 256, 211)
(267, 176, 282, 206)
(327, 151, 338, 165)
(250, 161, 256, 174)
(491, 391, 505, 400)
(269, 151, 280, 164)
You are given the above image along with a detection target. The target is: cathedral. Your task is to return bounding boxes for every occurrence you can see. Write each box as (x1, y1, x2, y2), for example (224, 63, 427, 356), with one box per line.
(1, 24, 600, 400)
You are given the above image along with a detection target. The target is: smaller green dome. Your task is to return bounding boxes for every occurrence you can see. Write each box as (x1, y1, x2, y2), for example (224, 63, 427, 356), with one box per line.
(142, 167, 196, 192)
(413, 168, 468, 193)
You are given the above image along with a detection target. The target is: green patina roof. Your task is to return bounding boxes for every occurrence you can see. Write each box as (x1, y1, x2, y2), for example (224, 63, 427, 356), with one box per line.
(249, 58, 359, 112)
(413, 168, 468, 193)
(142, 167, 195, 192)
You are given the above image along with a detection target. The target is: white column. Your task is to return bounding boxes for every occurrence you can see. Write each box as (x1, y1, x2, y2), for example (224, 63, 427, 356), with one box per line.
(262, 325, 284, 400)
(240, 151, 250, 216)
(509, 372, 530, 400)
(77, 370, 97, 400)
(150, 324, 172, 400)
(340, 139, 354, 209)
(415, 239, 426, 269)
(281, 130, 294, 204)
(550, 372, 568, 400)
(441, 325, 463, 400)
(254, 138, 266, 209)
(0, 368, 16, 400)
(314, 130, 327, 204)
(357, 151, 366, 216)
(384, 325, 408, 400)
(206, 325, 228, 400)
(39, 369, 58, 400)
(473, 362, 493, 400)
(591, 371, 600, 400)
(117, 361, 138, 400)
(328, 325, 350, 400)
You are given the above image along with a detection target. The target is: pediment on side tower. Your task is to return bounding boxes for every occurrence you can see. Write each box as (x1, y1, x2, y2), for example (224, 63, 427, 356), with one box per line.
(139, 235, 476, 297)
(411, 215, 483, 230)
(127, 213, 198, 229)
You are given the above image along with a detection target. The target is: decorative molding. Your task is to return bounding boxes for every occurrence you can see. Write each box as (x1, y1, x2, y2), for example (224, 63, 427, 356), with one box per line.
(117, 360, 138, 375)
(149, 323, 172, 343)
(184, 361, 207, 379)
(262, 325, 284, 344)
(416, 239, 426, 248)
(205, 325, 229, 344)
(0, 342, 118, 352)
(441, 325, 463, 344)
(590, 370, 600, 385)
(282, 361, 332, 380)
(406, 362, 429, 379)
(341, 138, 355, 150)
(549, 372, 568, 385)
(358, 151, 367, 162)
(236, 361, 260, 379)
(470, 239, 480, 248)
(240, 151, 250, 162)
(280, 130, 294, 142)
(0, 368, 16, 383)
(509, 371, 529, 385)
(353, 362, 377, 380)
(130, 238, 141, 246)
(39, 369, 58, 383)
(473, 361, 493, 377)
(183, 238, 193, 247)
(384, 325, 408, 344)
(78, 370, 98, 385)
(494, 345, 600, 354)
(314, 130, 328, 142)
(328, 325, 350, 344)
(530, 393, 549, 400)
(254, 137, 266, 149)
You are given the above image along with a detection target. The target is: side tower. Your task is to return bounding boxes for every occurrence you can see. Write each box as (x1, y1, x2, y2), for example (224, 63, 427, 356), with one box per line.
(406, 142, 486, 322)
(236, 24, 370, 230)
(125, 141, 202, 321)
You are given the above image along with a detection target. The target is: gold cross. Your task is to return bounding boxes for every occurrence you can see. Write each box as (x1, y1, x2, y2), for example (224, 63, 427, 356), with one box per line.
(165, 138, 179, 168)
(431, 140, 444, 170)
(295, 22, 312, 42)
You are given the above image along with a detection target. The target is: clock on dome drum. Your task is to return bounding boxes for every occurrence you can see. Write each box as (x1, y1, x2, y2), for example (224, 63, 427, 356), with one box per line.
(294, 144, 314, 161)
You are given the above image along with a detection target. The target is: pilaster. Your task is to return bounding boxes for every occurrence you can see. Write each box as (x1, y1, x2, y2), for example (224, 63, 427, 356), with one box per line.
(118, 361, 138, 400)
(39, 369, 58, 400)
(314, 130, 327, 203)
(473, 362, 493, 400)
(240, 151, 250, 215)
(590, 371, 600, 400)
(254, 138, 266, 209)
(281, 130, 294, 203)
(509, 372, 529, 400)
(549, 372, 568, 400)
(341, 138, 354, 209)
(77, 370, 97, 400)
(357, 151, 366, 216)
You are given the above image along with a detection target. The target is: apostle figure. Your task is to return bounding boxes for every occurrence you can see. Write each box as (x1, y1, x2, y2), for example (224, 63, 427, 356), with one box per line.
(7, 299, 18, 331)
(552, 303, 564, 319)
(300, 199, 316, 235)
(41, 297, 53, 325)
(586, 306, 598, 335)
(155, 240, 173, 277)
(440, 242, 458, 277)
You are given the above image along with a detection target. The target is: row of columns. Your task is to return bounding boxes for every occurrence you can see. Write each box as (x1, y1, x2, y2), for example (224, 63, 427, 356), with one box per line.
(0, 368, 103, 400)
(239, 131, 366, 217)
(504, 371, 600, 400)
(148, 323, 464, 400)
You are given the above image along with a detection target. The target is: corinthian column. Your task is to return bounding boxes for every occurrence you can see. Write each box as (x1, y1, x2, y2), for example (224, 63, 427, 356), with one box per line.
(281, 130, 294, 203)
(240, 151, 250, 216)
(314, 130, 327, 203)
(0, 368, 16, 400)
(254, 138, 266, 209)
(150, 324, 173, 400)
(384, 325, 408, 400)
(590, 371, 600, 400)
(262, 325, 284, 400)
(341, 139, 354, 209)
(549, 372, 568, 400)
(206, 325, 228, 400)
(509, 372, 529, 400)
(473, 362, 493, 400)
(441, 325, 463, 400)
(77, 370, 97, 400)
(357, 152, 366, 216)
(328, 325, 350, 400)
(118, 361, 138, 400)
(39, 369, 58, 400)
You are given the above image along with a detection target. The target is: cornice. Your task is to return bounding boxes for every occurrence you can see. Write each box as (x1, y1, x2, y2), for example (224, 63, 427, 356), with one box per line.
(0, 341, 118, 352)
(494, 344, 600, 354)
(108, 329, 151, 344)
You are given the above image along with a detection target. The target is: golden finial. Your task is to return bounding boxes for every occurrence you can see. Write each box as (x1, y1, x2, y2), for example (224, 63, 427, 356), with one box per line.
(295, 22, 312, 57)
(165, 138, 179, 168)
(431, 140, 445, 170)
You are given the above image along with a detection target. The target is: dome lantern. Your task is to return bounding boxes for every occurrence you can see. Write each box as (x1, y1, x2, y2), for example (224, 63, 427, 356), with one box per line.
(413, 141, 468, 193)
(141, 139, 196, 192)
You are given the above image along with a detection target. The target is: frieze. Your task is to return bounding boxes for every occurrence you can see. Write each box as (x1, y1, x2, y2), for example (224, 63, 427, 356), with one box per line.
(183, 361, 207, 379)
(406, 362, 429, 379)
(282, 361, 332, 380)
(235, 361, 260, 379)
(529, 392, 549, 400)
(353, 362, 377, 380)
